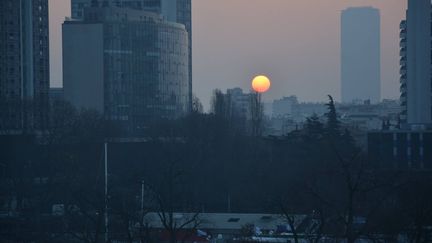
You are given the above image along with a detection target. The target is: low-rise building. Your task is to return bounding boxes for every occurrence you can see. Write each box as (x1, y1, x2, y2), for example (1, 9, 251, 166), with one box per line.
(144, 212, 306, 243)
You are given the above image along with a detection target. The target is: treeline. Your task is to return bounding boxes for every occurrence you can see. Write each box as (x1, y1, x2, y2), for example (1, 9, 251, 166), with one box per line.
(0, 95, 431, 242)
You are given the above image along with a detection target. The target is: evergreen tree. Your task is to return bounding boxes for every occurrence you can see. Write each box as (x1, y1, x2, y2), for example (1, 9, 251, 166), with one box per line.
(341, 128, 355, 148)
(305, 113, 324, 139)
(325, 95, 340, 138)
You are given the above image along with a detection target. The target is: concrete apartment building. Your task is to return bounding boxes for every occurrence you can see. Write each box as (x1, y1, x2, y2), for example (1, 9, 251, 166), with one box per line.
(399, 0, 432, 128)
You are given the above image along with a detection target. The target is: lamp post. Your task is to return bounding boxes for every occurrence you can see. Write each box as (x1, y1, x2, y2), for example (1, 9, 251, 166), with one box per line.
(141, 180, 145, 214)
(104, 142, 108, 243)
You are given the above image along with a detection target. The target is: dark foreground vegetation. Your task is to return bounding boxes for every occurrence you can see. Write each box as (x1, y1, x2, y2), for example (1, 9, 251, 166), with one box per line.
(0, 95, 431, 243)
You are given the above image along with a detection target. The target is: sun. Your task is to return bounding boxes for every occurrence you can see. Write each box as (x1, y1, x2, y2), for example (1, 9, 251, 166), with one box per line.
(252, 75, 271, 93)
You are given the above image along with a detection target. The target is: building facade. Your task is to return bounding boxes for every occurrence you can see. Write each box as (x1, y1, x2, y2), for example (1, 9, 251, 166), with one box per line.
(63, 7, 189, 134)
(368, 131, 432, 170)
(272, 96, 299, 118)
(399, 20, 407, 125)
(49, 87, 64, 102)
(341, 7, 381, 104)
(0, 0, 50, 132)
(226, 88, 251, 120)
(70, 0, 192, 110)
(399, 0, 432, 127)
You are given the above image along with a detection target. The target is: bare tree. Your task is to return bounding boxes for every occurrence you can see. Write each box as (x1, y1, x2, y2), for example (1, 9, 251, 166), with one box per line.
(249, 92, 264, 137)
(191, 95, 204, 114)
(62, 187, 105, 243)
(398, 175, 432, 243)
(278, 200, 302, 243)
(320, 150, 393, 243)
(153, 160, 201, 243)
(304, 208, 328, 243)
(109, 181, 157, 243)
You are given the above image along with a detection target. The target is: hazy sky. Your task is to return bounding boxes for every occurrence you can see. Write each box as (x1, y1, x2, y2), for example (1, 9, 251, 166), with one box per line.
(49, 0, 407, 109)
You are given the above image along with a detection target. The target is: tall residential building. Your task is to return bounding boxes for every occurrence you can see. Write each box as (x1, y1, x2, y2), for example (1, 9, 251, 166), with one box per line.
(399, 0, 432, 127)
(70, 0, 192, 110)
(63, 7, 189, 134)
(0, 0, 50, 132)
(341, 7, 381, 104)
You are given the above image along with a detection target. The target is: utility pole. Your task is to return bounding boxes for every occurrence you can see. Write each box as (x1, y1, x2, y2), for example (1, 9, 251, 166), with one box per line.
(104, 142, 108, 242)
(141, 180, 145, 214)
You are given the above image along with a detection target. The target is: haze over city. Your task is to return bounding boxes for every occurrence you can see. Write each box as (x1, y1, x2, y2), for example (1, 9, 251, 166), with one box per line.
(49, 0, 406, 109)
(3, 0, 432, 242)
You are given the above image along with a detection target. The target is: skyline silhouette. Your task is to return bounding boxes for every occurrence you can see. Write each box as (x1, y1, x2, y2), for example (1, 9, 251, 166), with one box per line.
(49, 0, 406, 110)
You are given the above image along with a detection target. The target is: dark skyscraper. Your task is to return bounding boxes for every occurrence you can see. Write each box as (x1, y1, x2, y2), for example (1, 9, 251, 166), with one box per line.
(63, 7, 189, 134)
(399, 0, 432, 127)
(341, 7, 380, 104)
(70, 0, 192, 110)
(0, 0, 50, 131)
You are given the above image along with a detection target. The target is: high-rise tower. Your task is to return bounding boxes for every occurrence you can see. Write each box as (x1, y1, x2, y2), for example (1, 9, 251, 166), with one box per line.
(63, 7, 189, 134)
(400, 0, 432, 127)
(0, 0, 50, 132)
(341, 7, 381, 104)
(70, 0, 192, 110)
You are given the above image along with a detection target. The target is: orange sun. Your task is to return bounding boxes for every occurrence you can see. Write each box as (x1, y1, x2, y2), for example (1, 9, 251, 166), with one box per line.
(252, 75, 271, 93)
